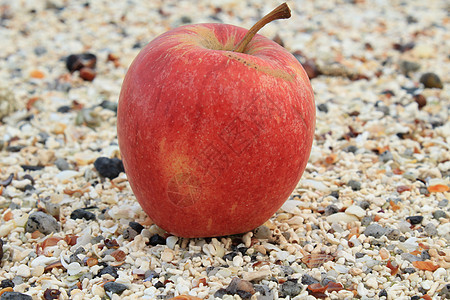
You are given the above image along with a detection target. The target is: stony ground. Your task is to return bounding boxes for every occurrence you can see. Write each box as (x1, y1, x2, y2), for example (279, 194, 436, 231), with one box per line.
(0, 0, 449, 299)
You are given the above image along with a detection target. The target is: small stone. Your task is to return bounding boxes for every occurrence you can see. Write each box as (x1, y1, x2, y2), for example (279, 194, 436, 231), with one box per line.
(399, 60, 420, 75)
(0, 279, 14, 288)
(317, 103, 328, 113)
(253, 225, 271, 239)
(279, 279, 302, 298)
(54, 158, 70, 171)
(424, 223, 438, 236)
(15, 265, 31, 277)
(413, 94, 427, 109)
(148, 234, 166, 246)
(122, 227, 138, 241)
(94, 157, 124, 180)
(345, 205, 366, 218)
(347, 180, 361, 191)
(100, 100, 118, 113)
(97, 265, 118, 279)
(66, 53, 97, 72)
(324, 204, 339, 216)
(365, 276, 378, 289)
(401, 253, 421, 263)
(0, 292, 32, 300)
(103, 282, 128, 295)
(254, 284, 273, 300)
(279, 265, 295, 277)
(326, 212, 359, 223)
(420, 73, 443, 89)
(364, 223, 386, 238)
(355, 252, 365, 259)
(25, 211, 60, 235)
(70, 208, 96, 221)
(420, 250, 431, 261)
(403, 267, 416, 274)
(225, 277, 255, 295)
(385, 228, 401, 240)
(406, 216, 423, 225)
(361, 215, 374, 227)
(379, 150, 393, 163)
(79, 67, 96, 81)
(160, 248, 174, 262)
(359, 200, 370, 210)
(378, 289, 388, 297)
(437, 199, 448, 208)
(438, 284, 450, 299)
(432, 210, 448, 220)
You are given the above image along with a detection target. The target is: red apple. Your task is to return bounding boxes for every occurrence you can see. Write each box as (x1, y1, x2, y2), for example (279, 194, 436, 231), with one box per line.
(117, 4, 315, 237)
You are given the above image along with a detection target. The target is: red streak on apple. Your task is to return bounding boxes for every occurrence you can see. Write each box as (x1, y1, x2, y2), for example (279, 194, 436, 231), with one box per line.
(118, 21, 315, 237)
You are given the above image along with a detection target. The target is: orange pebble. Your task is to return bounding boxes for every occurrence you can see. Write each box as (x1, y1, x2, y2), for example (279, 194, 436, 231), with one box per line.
(428, 184, 449, 193)
(30, 69, 45, 79)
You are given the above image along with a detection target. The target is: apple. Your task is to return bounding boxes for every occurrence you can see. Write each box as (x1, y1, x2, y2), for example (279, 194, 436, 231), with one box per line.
(117, 3, 315, 238)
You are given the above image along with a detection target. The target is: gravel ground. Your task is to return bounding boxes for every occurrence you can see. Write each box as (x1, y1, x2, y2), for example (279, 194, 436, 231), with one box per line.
(0, 0, 449, 299)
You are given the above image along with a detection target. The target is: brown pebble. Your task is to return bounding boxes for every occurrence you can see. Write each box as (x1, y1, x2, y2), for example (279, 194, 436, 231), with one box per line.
(79, 67, 96, 81)
(302, 59, 321, 79)
(413, 94, 427, 109)
(273, 34, 284, 47)
(420, 72, 443, 89)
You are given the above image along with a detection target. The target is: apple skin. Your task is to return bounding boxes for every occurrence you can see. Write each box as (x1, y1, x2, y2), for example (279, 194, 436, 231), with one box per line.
(117, 23, 315, 238)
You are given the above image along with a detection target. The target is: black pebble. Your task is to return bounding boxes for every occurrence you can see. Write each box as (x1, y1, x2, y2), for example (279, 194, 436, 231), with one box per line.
(129, 221, 144, 234)
(236, 290, 252, 299)
(66, 53, 97, 73)
(222, 251, 238, 261)
(57, 105, 71, 113)
(70, 208, 96, 221)
(97, 265, 118, 278)
(406, 215, 423, 225)
(0, 279, 14, 288)
(359, 200, 371, 210)
(103, 282, 128, 295)
(317, 103, 328, 113)
(0, 292, 32, 300)
(348, 180, 361, 191)
(148, 234, 166, 246)
(378, 289, 388, 297)
(94, 157, 124, 179)
(154, 281, 165, 289)
(329, 191, 340, 199)
(410, 296, 420, 300)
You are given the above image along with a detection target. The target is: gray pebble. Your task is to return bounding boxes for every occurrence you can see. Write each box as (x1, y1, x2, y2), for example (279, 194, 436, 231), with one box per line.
(421, 250, 431, 260)
(324, 204, 339, 216)
(437, 199, 448, 208)
(254, 284, 274, 300)
(104, 282, 128, 295)
(379, 150, 393, 163)
(359, 200, 371, 210)
(355, 252, 365, 258)
(438, 284, 450, 299)
(364, 223, 386, 238)
(401, 253, 421, 263)
(25, 211, 60, 235)
(361, 215, 374, 227)
(432, 210, 448, 220)
(343, 145, 358, 153)
(54, 158, 71, 171)
(254, 225, 271, 239)
(279, 280, 302, 298)
(122, 227, 139, 241)
(279, 265, 294, 277)
(376, 105, 390, 116)
(206, 266, 219, 277)
(301, 274, 319, 285)
(424, 223, 438, 236)
(348, 180, 361, 191)
(399, 60, 420, 75)
(0, 292, 32, 300)
(385, 228, 402, 240)
(79, 272, 93, 281)
(403, 267, 416, 274)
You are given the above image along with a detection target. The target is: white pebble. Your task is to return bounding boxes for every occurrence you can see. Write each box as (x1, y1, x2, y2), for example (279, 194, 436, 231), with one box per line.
(433, 267, 446, 281)
(357, 282, 368, 297)
(160, 248, 174, 262)
(365, 276, 378, 289)
(16, 264, 31, 277)
(232, 255, 244, 267)
(326, 212, 359, 223)
(345, 205, 366, 218)
(166, 236, 178, 250)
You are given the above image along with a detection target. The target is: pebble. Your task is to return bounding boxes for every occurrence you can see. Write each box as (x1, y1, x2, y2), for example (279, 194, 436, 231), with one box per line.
(438, 284, 450, 298)
(225, 277, 255, 295)
(97, 266, 118, 279)
(279, 279, 302, 298)
(361, 216, 373, 227)
(242, 268, 271, 282)
(419, 72, 443, 89)
(358, 200, 370, 210)
(148, 234, 166, 246)
(54, 158, 71, 171)
(93, 157, 124, 180)
(160, 248, 174, 262)
(324, 204, 339, 216)
(365, 276, 378, 289)
(326, 212, 359, 223)
(347, 180, 361, 191)
(66, 53, 97, 73)
(401, 253, 421, 263)
(399, 60, 420, 75)
(70, 209, 96, 221)
(364, 223, 386, 238)
(0, 292, 32, 300)
(25, 211, 60, 235)
(385, 228, 402, 240)
(254, 284, 274, 300)
(413, 94, 427, 109)
(0, 280, 14, 289)
(424, 223, 438, 236)
(317, 103, 328, 113)
(345, 205, 366, 218)
(432, 210, 447, 220)
(103, 282, 128, 295)
(15, 265, 31, 278)
(406, 216, 423, 225)
(253, 225, 271, 239)
(379, 150, 393, 163)
(437, 199, 449, 208)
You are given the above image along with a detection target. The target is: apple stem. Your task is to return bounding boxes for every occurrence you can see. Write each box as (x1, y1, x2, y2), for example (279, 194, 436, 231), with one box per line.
(232, 3, 291, 53)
